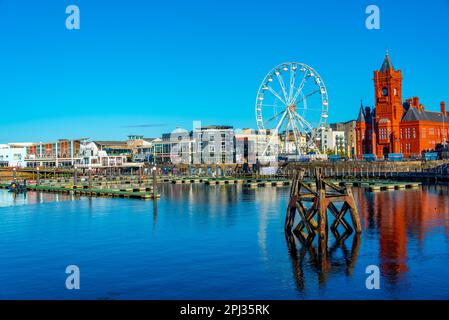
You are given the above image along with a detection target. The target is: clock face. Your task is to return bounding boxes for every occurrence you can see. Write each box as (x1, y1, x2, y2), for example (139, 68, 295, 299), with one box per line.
(382, 87, 388, 96)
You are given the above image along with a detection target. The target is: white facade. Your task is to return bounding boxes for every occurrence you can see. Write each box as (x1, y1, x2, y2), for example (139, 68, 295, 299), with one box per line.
(320, 128, 345, 154)
(77, 141, 127, 168)
(0, 144, 29, 168)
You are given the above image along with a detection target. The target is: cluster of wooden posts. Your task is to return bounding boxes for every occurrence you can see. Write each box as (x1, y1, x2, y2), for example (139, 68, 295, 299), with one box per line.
(284, 168, 363, 279)
(285, 168, 362, 242)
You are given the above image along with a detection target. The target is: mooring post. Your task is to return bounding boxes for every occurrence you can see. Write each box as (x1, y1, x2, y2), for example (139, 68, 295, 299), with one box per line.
(74, 167, 77, 185)
(285, 170, 301, 232)
(314, 168, 328, 239)
(318, 188, 328, 239)
(347, 188, 362, 233)
(139, 166, 142, 186)
(88, 168, 92, 189)
(152, 166, 158, 199)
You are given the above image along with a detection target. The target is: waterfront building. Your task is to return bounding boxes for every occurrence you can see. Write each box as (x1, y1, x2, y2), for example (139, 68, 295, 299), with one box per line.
(25, 139, 83, 167)
(126, 135, 154, 154)
(318, 126, 345, 155)
(342, 120, 357, 158)
(235, 128, 276, 164)
(93, 140, 132, 157)
(135, 137, 171, 164)
(278, 130, 306, 156)
(356, 52, 448, 159)
(24, 139, 133, 168)
(0, 143, 31, 168)
(193, 125, 235, 164)
(329, 121, 357, 157)
(77, 141, 129, 168)
(137, 125, 239, 165)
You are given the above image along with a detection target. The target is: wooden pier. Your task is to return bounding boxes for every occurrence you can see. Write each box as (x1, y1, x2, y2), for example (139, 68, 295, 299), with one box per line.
(0, 183, 159, 200)
(0, 173, 160, 200)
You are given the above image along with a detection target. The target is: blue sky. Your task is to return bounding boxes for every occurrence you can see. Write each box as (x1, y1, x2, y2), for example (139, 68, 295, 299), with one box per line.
(0, 0, 448, 142)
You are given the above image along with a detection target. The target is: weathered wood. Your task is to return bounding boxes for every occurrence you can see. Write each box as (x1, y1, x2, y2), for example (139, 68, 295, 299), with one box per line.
(285, 167, 362, 242)
(318, 189, 328, 239)
(346, 188, 362, 234)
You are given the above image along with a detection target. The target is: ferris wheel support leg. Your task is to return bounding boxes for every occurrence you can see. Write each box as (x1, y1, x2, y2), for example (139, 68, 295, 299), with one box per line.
(261, 110, 288, 157)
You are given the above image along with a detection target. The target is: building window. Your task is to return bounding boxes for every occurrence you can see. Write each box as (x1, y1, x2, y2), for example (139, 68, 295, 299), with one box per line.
(422, 128, 426, 138)
(413, 128, 416, 139)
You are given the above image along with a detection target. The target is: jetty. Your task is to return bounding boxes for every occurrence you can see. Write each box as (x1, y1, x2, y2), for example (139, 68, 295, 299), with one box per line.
(0, 170, 160, 200)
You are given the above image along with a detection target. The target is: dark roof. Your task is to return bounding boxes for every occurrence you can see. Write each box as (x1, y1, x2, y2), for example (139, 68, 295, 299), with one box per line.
(402, 107, 449, 122)
(94, 141, 128, 146)
(201, 125, 233, 130)
(380, 52, 394, 72)
(356, 106, 366, 122)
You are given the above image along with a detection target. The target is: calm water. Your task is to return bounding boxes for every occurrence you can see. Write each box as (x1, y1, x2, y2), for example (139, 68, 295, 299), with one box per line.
(1, 183, 449, 300)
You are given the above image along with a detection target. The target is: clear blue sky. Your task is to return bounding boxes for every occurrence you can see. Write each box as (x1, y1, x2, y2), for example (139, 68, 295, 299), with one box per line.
(0, 0, 448, 142)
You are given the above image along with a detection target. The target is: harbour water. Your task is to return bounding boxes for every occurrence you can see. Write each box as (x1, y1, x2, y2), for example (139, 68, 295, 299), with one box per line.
(1, 183, 449, 299)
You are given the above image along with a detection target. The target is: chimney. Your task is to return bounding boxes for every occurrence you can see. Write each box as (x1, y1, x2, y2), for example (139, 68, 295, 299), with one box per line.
(441, 101, 446, 114)
(413, 97, 419, 108)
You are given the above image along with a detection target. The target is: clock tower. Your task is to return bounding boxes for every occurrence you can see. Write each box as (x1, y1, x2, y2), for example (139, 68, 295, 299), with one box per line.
(373, 51, 403, 156)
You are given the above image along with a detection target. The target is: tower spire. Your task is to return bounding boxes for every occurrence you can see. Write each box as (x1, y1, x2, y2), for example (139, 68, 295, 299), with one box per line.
(357, 102, 366, 123)
(380, 50, 394, 72)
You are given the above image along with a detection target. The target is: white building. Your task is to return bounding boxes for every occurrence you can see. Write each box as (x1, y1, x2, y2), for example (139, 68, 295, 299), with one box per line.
(319, 127, 345, 154)
(76, 141, 129, 168)
(279, 131, 307, 156)
(235, 128, 278, 163)
(0, 143, 31, 168)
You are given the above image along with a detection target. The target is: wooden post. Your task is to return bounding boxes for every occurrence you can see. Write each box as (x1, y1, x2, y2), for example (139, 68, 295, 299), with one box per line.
(318, 189, 328, 239)
(88, 168, 92, 189)
(285, 168, 362, 242)
(347, 188, 362, 233)
(139, 166, 142, 185)
(152, 166, 158, 199)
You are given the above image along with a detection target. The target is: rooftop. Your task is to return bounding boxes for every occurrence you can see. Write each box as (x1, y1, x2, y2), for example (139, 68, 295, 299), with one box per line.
(380, 51, 395, 72)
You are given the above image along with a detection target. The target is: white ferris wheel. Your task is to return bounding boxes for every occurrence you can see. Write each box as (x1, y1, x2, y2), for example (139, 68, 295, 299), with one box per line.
(255, 62, 328, 157)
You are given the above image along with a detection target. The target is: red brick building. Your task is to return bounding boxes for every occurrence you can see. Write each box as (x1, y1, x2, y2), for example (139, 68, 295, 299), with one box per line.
(356, 52, 447, 159)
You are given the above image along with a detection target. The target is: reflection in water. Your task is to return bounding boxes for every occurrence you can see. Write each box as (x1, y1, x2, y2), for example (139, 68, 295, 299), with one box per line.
(2, 183, 449, 299)
(356, 185, 449, 285)
(0, 190, 80, 207)
(144, 183, 449, 294)
(153, 199, 158, 229)
(286, 228, 361, 291)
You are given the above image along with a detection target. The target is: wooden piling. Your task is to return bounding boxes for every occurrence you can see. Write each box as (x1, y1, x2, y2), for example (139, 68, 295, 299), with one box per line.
(285, 168, 362, 243)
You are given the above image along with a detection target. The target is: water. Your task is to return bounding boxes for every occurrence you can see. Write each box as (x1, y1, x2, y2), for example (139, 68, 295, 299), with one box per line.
(1, 183, 449, 300)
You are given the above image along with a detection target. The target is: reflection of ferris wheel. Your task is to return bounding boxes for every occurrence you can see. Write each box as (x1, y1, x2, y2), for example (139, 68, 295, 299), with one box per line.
(255, 62, 328, 156)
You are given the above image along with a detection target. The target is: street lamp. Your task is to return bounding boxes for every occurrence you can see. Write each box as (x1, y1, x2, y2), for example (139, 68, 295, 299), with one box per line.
(36, 166, 40, 186)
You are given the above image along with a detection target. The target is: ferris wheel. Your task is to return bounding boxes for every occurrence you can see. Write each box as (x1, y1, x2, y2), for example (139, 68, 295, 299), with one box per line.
(255, 62, 328, 157)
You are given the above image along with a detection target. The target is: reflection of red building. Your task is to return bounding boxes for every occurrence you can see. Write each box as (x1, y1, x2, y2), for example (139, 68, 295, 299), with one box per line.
(356, 186, 449, 284)
(356, 52, 447, 159)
